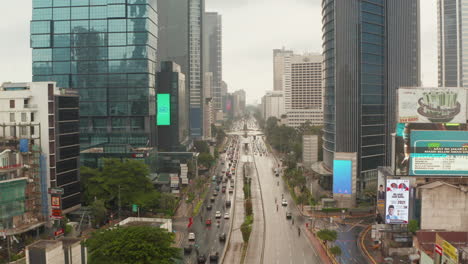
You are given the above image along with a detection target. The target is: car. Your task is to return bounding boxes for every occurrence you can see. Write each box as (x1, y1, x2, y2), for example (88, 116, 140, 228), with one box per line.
(206, 204, 212, 210)
(210, 196, 215, 202)
(225, 200, 231, 207)
(224, 213, 230, 219)
(286, 212, 292, 219)
(215, 186, 220, 191)
(206, 219, 212, 226)
(215, 211, 222, 218)
(197, 254, 207, 263)
(188, 232, 195, 241)
(282, 199, 288, 206)
(213, 191, 218, 196)
(221, 187, 226, 193)
(229, 187, 234, 193)
(209, 252, 219, 261)
(184, 244, 193, 254)
(219, 233, 226, 242)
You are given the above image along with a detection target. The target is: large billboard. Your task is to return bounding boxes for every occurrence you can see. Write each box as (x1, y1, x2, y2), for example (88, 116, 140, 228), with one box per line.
(157, 94, 171, 126)
(333, 160, 352, 194)
(398, 87, 466, 123)
(385, 179, 409, 224)
(410, 130, 468, 176)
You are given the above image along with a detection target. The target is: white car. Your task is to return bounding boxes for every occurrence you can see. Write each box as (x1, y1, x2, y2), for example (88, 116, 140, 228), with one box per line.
(188, 232, 195, 241)
(215, 211, 222, 218)
(224, 213, 230, 219)
(282, 199, 288, 206)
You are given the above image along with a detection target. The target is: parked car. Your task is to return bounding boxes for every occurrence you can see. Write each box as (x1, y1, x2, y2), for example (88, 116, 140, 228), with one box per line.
(282, 199, 288, 206)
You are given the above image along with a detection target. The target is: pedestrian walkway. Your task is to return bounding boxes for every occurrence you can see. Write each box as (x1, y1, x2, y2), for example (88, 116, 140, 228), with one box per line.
(304, 228, 333, 264)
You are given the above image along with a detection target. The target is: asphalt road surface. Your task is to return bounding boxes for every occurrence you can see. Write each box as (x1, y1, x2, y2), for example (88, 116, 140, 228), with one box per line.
(182, 138, 239, 263)
(250, 128, 322, 264)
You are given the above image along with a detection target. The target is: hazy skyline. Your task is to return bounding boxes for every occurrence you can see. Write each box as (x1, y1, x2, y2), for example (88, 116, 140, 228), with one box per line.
(0, 0, 438, 105)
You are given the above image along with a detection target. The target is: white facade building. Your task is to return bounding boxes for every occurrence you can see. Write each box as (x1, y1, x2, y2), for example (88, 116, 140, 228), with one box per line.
(282, 52, 323, 128)
(273, 48, 293, 91)
(302, 135, 319, 168)
(261, 91, 285, 120)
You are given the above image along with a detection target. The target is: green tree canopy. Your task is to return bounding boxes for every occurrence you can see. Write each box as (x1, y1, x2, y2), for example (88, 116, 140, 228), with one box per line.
(198, 153, 215, 169)
(193, 140, 210, 154)
(329, 246, 342, 256)
(85, 226, 181, 264)
(317, 229, 338, 244)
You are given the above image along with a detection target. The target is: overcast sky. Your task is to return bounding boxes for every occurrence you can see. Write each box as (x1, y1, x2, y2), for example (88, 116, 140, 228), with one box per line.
(0, 0, 437, 105)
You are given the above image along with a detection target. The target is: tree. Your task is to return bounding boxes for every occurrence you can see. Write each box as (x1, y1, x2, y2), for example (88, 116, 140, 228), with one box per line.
(85, 226, 181, 264)
(198, 153, 214, 169)
(90, 199, 107, 227)
(408, 219, 420, 234)
(316, 229, 338, 247)
(329, 246, 342, 256)
(193, 140, 210, 154)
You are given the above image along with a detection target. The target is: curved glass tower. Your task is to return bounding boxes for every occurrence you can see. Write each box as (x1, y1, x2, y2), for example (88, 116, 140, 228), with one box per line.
(322, 0, 420, 192)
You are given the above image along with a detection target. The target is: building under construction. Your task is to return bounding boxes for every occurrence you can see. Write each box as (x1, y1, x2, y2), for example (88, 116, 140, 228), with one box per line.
(0, 123, 45, 237)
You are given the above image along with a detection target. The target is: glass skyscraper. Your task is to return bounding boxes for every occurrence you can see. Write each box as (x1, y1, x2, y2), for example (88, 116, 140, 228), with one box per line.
(438, 0, 468, 87)
(158, 0, 204, 138)
(322, 0, 420, 192)
(31, 0, 157, 160)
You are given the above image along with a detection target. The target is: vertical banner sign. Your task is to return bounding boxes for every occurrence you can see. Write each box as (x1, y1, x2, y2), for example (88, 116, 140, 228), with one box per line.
(157, 94, 171, 126)
(385, 179, 409, 224)
(333, 160, 352, 194)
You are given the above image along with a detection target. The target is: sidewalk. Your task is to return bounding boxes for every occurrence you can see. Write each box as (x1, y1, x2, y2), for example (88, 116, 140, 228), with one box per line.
(305, 228, 333, 264)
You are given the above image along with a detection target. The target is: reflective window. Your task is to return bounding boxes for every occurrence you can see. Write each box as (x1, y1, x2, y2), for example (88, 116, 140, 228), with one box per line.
(109, 33, 127, 46)
(128, 5, 147, 18)
(362, 43, 383, 54)
(108, 0, 126, 3)
(130, 101, 148, 115)
(53, 48, 71, 61)
(90, 0, 107, 5)
(362, 12, 384, 24)
(109, 60, 126, 73)
(127, 32, 148, 45)
(33, 48, 52, 61)
(33, 8, 52, 20)
(53, 0, 70, 7)
(90, 6, 107, 19)
(31, 35, 51, 48)
(362, 33, 383, 44)
(128, 18, 147, 32)
(53, 61, 71, 74)
(363, 23, 384, 35)
(362, 63, 383, 74)
(33, 0, 52, 8)
(71, 7, 89, 20)
(53, 7, 70, 20)
(109, 88, 128, 101)
(363, 53, 383, 64)
(361, 2, 383, 15)
(31, 21, 51, 34)
(33, 62, 53, 75)
(54, 21, 70, 34)
(109, 46, 127, 59)
(71, 0, 89, 6)
(112, 118, 127, 131)
(109, 102, 128, 115)
(362, 74, 383, 84)
(90, 20, 107, 32)
(108, 5, 126, 18)
(71, 20, 89, 32)
(109, 19, 126, 32)
(53, 34, 70, 47)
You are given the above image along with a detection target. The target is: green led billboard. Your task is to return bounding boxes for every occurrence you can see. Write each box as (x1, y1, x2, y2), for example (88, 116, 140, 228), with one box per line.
(157, 94, 171, 126)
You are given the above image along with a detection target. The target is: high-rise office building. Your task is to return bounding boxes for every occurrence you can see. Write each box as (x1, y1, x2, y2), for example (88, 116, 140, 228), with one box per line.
(203, 72, 213, 140)
(31, 0, 158, 163)
(273, 48, 293, 91)
(204, 12, 222, 111)
(321, 0, 420, 191)
(437, 0, 467, 87)
(156, 62, 189, 151)
(282, 52, 323, 128)
(261, 91, 285, 120)
(158, 0, 205, 138)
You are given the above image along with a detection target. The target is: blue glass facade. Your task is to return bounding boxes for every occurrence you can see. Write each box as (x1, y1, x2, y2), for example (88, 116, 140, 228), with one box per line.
(322, 0, 420, 192)
(31, 0, 157, 155)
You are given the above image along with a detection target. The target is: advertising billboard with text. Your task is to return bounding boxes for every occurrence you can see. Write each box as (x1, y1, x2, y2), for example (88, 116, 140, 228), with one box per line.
(410, 130, 468, 176)
(385, 179, 409, 224)
(333, 160, 352, 194)
(398, 87, 466, 124)
(157, 94, 171, 126)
